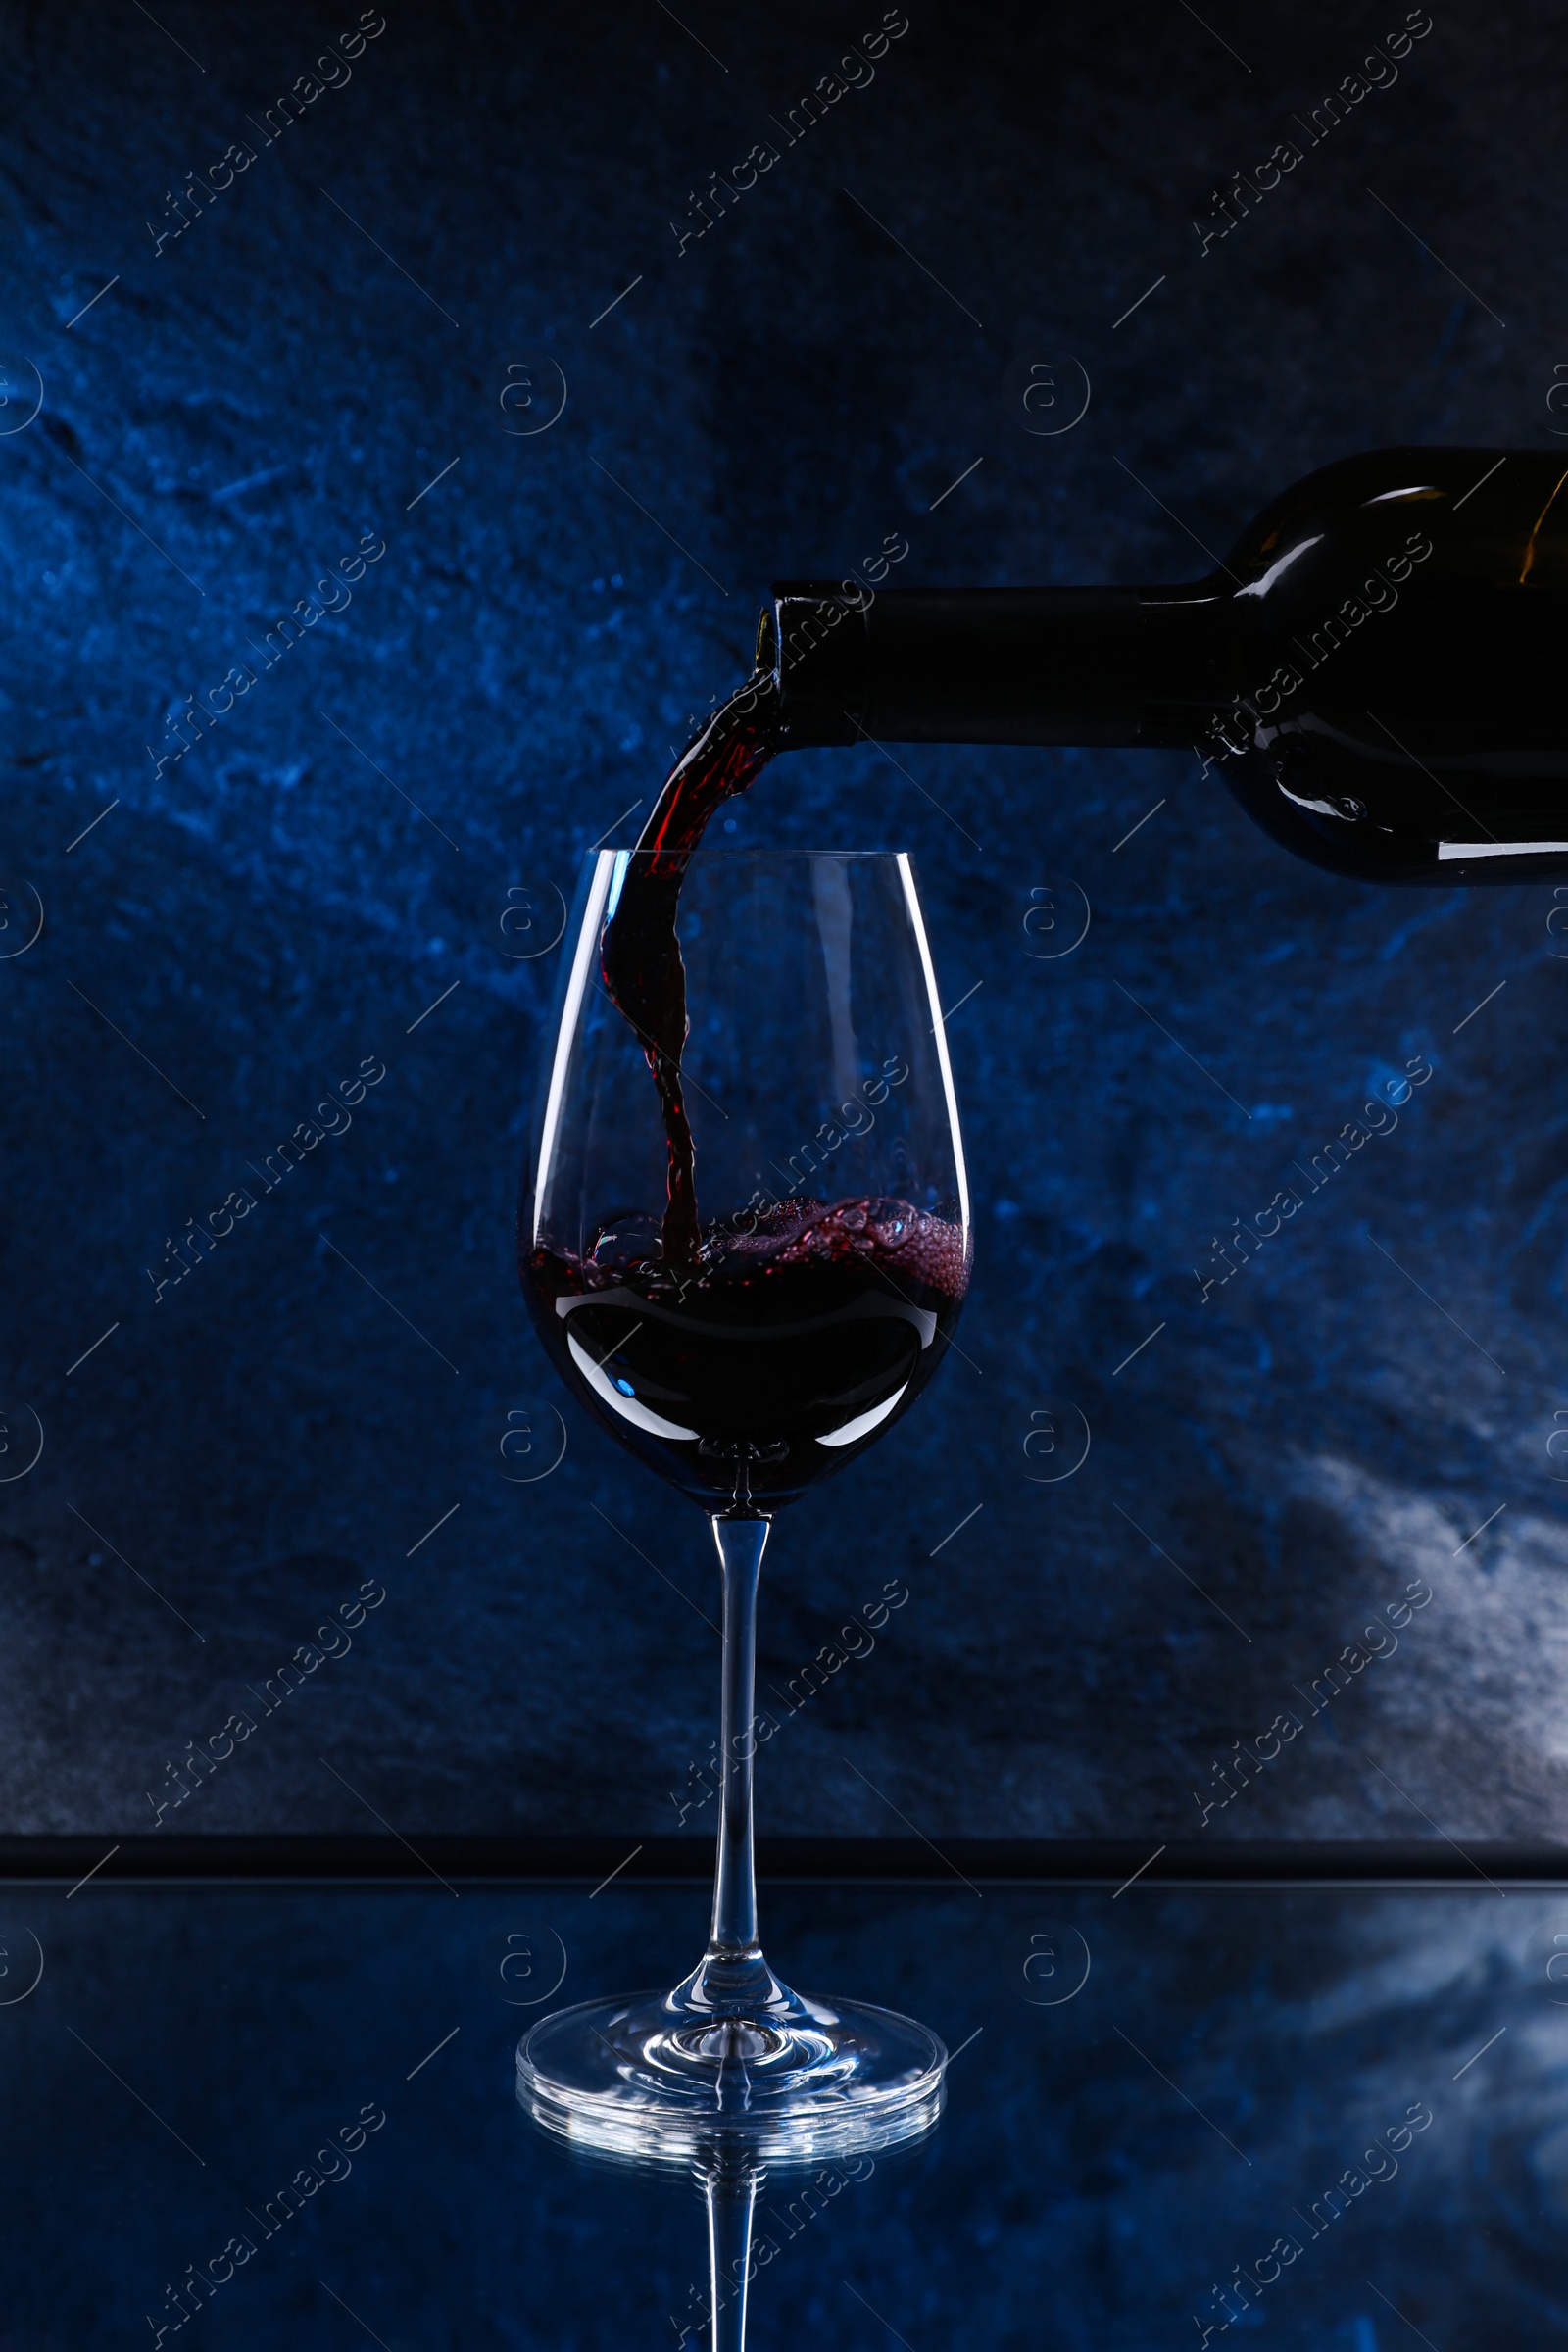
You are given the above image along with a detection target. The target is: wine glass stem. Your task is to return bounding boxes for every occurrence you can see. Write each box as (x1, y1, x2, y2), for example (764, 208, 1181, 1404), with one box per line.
(708, 1513, 769, 1956)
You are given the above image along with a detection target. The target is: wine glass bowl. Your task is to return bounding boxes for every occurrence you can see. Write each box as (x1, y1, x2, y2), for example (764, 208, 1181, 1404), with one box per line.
(515, 848, 968, 2160)
(520, 850, 970, 1511)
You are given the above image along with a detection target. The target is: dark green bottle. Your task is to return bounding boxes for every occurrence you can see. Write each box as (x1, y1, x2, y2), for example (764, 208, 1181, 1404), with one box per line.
(760, 446, 1568, 884)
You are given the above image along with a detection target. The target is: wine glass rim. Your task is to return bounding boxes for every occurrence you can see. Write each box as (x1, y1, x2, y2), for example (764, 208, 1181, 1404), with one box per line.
(579, 846, 917, 865)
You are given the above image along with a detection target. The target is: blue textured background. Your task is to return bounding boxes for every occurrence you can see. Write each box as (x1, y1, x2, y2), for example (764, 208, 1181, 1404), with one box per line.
(2, 0, 1566, 1840)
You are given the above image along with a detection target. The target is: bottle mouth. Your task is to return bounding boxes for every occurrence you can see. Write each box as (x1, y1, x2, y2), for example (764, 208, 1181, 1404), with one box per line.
(754, 603, 777, 673)
(760, 581, 874, 746)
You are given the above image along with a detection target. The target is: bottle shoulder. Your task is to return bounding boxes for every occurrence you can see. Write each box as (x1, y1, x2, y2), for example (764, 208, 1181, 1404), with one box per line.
(1219, 446, 1568, 592)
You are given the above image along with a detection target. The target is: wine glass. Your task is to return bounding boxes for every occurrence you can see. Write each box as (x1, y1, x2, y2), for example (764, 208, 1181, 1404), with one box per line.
(515, 848, 970, 2160)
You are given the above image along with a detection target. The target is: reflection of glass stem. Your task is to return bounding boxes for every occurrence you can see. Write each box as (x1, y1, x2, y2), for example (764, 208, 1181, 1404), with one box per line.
(702, 2149, 761, 2352)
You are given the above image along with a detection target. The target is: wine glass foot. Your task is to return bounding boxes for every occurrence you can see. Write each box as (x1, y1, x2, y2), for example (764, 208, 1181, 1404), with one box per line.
(516, 1984, 946, 2163)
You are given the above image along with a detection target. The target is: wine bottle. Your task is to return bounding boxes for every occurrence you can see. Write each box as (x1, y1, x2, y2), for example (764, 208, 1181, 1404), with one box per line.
(759, 445, 1568, 885)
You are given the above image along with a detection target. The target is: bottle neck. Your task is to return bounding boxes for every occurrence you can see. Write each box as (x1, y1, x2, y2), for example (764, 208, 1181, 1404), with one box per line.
(762, 580, 1227, 750)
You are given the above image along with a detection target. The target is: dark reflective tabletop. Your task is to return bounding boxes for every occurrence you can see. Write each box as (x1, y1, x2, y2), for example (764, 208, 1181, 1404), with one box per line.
(10, 1873, 1565, 2347)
